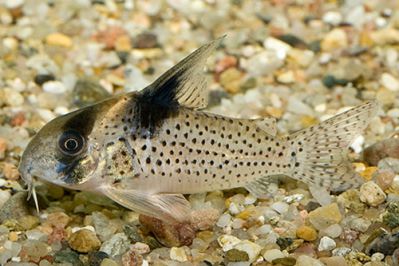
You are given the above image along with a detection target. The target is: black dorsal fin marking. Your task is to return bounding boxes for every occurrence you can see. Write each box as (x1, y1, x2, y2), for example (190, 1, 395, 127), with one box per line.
(138, 37, 224, 109)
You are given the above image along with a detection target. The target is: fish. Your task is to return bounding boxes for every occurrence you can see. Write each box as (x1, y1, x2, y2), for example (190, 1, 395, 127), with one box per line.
(19, 38, 378, 224)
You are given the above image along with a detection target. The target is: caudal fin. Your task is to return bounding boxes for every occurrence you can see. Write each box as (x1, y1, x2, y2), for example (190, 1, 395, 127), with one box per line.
(289, 100, 378, 191)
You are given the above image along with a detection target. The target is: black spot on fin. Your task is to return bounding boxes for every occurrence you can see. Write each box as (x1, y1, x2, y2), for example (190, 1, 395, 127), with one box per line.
(138, 36, 225, 109)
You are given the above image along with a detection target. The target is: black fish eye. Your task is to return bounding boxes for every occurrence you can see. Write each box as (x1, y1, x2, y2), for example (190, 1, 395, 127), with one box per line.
(58, 130, 85, 156)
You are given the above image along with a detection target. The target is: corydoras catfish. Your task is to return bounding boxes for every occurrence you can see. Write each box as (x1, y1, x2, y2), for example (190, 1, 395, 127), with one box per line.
(19, 39, 378, 223)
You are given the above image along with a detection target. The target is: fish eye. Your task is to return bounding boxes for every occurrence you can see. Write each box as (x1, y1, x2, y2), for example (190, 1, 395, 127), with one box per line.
(58, 130, 85, 156)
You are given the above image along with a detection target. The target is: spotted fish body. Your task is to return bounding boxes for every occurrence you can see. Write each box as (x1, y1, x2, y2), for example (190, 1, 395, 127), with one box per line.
(19, 38, 378, 223)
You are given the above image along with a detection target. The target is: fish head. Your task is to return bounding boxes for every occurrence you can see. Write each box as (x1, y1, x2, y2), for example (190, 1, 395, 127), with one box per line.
(19, 104, 105, 190)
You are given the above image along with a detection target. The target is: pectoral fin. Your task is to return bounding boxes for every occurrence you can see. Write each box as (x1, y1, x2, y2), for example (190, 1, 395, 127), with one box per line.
(245, 176, 279, 199)
(102, 186, 191, 223)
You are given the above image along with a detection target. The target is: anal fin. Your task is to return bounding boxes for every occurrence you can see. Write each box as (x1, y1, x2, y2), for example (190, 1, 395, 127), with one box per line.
(102, 186, 191, 223)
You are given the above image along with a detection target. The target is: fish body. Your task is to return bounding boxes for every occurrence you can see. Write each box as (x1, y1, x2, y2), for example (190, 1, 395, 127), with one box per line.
(19, 38, 378, 223)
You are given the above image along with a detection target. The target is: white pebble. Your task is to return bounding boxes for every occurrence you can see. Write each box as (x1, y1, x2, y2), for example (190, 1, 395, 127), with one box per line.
(37, 109, 56, 122)
(332, 247, 351, 257)
(387, 108, 399, 118)
(54, 106, 70, 115)
(263, 249, 285, 262)
(4, 0, 24, 9)
(315, 103, 326, 113)
(4, 88, 24, 107)
(170, 247, 187, 262)
(323, 224, 342, 238)
(323, 11, 342, 26)
(271, 202, 289, 214)
(131, 242, 150, 254)
(216, 213, 232, 228)
(255, 224, 272, 235)
(244, 194, 257, 205)
(263, 37, 292, 60)
(359, 181, 386, 207)
(371, 252, 384, 261)
(277, 71, 295, 84)
(217, 235, 241, 252)
(42, 81, 67, 94)
(318, 236, 336, 251)
(71, 225, 95, 233)
(350, 135, 365, 154)
(233, 240, 262, 262)
(381, 73, 399, 91)
(229, 202, 243, 215)
(283, 194, 304, 203)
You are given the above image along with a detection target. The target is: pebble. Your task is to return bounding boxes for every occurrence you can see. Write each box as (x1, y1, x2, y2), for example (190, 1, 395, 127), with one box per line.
(219, 68, 243, 94)
(42, 81, 67, 94)
(68, 229, 101, 253)
(131, 242, 150, 255)
(323, 224, 343, 239)
(0, 138, 7, 159)
(245, 51, 284, 76)
(271, 202, 289, 214)
(320, 256, 348, 266)
(170, 247, 188, 262)
(2, 162, 19, 180)
(0, 190, 11, 209)
(100, 233, 130, 258)
(277, 71, 295, 84)
(20, 240, 50, 263)
(34, 74, 55, 86)
(139, 215, 195, 247)
(321, 29, 348, 51)
(45, 33, 72, 48)
(218, 235, 241, 252)
(380, 73, 399, 91)
(318, 236, 336, 251)
(296, 255, 325, 266)
(383, 202, 399, 228)
(296, 225, 318, 241)
(133, 32, 158, 49)
(374, 169, 395, 191)
(263, 37, 292, 60)
(88, 251, 109, 265)
(322, 11, 343, 26)
(263, 249, 285, 262)
(308, 203, 342, 230)
(100, 258, 119, 266)
(364, 138, 399, 165)
(233, 240, 262, 262)
(3, 88, 24, 107)
(359, 181, 386, 207)
(72, 79, 111, 107)
(0, 192, 30, 223)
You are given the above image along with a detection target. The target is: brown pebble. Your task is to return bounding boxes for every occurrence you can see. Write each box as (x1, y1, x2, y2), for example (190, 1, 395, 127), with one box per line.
(190, 208, 219, 231)
(0, 138, 7, 159)
(363, 138, 399, 166)
(68, 229, 101, 253)
(2, 162, 19, 180)
(121, 249, 143, 266)
(375, 169, 395, 190)
(139, 215, 195, 247)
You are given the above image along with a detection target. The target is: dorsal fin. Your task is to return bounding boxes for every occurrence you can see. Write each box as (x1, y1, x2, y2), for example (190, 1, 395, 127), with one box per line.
(254, 117, 277, 136)
(138, 37, 224, 109)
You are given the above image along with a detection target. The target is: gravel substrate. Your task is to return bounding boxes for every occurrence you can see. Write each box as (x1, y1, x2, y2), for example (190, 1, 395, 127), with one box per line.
(1, 0, 399, 265)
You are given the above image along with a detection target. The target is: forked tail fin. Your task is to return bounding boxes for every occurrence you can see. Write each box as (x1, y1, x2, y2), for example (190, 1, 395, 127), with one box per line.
(289, 100, 379, 191)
